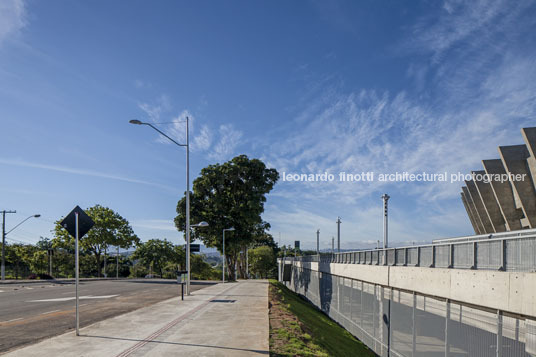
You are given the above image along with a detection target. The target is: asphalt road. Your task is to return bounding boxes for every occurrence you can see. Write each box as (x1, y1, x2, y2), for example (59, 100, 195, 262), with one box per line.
(0, 279, 215, 354)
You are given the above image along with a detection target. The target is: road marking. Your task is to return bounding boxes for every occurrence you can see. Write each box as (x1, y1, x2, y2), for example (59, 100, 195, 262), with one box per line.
(41, 310, 60, 315)
(27, 295, 119, 302)
(79, 304, 88, 307)
(5, 318, 23, 322)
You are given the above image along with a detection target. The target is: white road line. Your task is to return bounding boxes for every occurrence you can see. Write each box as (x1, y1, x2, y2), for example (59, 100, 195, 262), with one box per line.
(41, 310, 61, 315)
(79, 304, 88, 307)
(27, 294, 119, 302)
(5, 318, 23, 322)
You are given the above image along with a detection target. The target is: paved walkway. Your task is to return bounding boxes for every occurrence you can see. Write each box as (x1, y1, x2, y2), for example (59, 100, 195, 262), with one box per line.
(5, 280, 269, 356)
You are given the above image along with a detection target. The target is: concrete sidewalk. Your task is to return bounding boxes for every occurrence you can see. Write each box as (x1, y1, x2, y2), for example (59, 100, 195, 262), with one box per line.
(5, 280, 269, 357)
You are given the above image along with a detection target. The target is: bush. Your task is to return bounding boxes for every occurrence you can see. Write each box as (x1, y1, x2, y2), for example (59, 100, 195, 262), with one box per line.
(130, 264, 148, 278)
(37, 273, 53, 280)
(28, 273, 38, 280)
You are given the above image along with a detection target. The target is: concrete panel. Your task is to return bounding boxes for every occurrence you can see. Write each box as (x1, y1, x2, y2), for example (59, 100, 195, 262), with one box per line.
(508, 272, 536, 317)
(472, 170, 507, 232)
(449, 269, 510, 313)
(498, 145, 536, 228)
(461, 193, 480, 234)
(465, 180, 495, 233)
(462, 186, 485, 234)
(482, 159, 523, 231)
(297, 262, 533, 317)
(389, 266, 451, 299)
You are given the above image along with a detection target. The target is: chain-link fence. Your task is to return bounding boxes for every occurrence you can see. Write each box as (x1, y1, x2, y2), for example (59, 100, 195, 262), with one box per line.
(281, 265, 536, 357)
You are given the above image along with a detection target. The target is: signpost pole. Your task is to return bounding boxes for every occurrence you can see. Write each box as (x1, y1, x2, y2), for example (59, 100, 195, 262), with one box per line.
(75, 212, 79, 336)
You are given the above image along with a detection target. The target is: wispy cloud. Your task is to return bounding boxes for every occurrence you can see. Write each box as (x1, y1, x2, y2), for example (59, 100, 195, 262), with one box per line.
(131, 219, 177, 232)
(208, 124, 243, 162)
(0, 0, 26, 46)
(0, 158, 177, 192)
(137, 96, 243, 160)
(138, 94, 171, 122)
(261, 0, 536, 247)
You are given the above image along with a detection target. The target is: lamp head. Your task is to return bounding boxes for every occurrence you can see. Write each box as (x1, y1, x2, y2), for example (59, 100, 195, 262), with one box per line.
(227, 227, 235, 231)
(34, 214, 41, 218)
(129, 119, 143, 125)
(193, 221, 209, 227)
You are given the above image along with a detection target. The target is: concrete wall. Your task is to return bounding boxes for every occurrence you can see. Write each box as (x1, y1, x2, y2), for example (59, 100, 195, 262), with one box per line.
(293, 260, 536, 318)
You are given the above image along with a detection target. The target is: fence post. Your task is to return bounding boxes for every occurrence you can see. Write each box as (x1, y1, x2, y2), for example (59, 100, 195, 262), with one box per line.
(472, 242, 477, 269)
(430, 246, 436, 268)
(497, 310, 503, 357)
(499, 239, 505, 271)
(412, 293, 417, 356)
(417, 246, 421, 267)
(404, 248, 408, 266)
(445, 299, 450, 357)
(449, 244, 453, 268)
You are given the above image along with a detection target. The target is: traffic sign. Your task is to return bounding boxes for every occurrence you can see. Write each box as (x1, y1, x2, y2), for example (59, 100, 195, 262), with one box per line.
(60, 206, 94, 239)
(189, 244, 200, 253)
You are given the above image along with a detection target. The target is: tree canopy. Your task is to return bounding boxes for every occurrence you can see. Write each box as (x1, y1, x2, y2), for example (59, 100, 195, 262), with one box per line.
(174, 155, 279, 279)
(53, 205, 139, 277)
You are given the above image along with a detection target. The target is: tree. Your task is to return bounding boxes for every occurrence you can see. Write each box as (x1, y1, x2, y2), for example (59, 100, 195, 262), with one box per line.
(53, 205, 139, 277)
(174, 155, 278, 280)
(249, 246, 276, 278)
(131, 239, 176, 277)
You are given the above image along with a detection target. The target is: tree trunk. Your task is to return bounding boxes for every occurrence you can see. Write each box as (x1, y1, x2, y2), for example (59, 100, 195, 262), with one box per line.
(226, 255, 235, 281)
(95, 252, 101, 277)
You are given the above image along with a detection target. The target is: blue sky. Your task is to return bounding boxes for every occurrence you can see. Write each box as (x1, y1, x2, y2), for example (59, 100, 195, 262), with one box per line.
(1, 0, 535, 250)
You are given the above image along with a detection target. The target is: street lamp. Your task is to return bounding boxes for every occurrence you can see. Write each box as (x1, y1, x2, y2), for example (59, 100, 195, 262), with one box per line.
(222, 227, 235, 283)
(1, 212, 40, 280)
(192, 221, 209, 228)
(129, 118, 193, 294)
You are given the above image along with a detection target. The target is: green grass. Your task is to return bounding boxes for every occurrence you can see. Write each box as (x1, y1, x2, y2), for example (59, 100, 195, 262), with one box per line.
(269, 279, 374, 357)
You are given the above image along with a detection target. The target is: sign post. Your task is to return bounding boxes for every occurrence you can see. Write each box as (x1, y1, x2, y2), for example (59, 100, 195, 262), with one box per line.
(61, 206, 94, 337)
(75, 212, 79, 335)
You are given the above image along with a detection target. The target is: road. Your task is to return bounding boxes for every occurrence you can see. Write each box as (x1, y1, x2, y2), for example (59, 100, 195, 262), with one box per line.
(0, 279, 215, 354)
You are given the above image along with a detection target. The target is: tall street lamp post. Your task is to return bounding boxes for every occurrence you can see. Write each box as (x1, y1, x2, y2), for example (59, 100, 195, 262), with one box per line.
(222, 227, 235, 283)
(129, 118, 192, 294)
(1, 212, 40, 280)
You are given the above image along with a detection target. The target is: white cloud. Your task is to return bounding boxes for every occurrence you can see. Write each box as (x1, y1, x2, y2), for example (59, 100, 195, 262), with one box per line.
(0, 158, 177, 192)
(138, 94, 171, 122)
(131, 219, 177, 232)
(0, 0, 26, 46)
(208, 124, 243, 162)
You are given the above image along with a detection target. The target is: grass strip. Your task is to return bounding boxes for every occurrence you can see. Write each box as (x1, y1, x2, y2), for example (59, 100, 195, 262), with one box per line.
(269, 279, 375, 357)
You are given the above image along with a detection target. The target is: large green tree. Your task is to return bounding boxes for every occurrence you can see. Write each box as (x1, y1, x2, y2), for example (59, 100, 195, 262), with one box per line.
(248, 246, 276, 279)
(174, 155, 278, 280)
(53, 205, 139, 277)
(131, 239, 177, 277)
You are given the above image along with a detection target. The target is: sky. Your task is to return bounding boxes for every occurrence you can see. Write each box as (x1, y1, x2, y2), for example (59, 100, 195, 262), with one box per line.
(1, 0, 535, 250)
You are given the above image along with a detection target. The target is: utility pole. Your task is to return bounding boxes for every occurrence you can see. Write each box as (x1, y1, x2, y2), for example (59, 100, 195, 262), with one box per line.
(316, 229, 320, 255)
(103, 247, 107, 278)
(382, 194, 390, 248)
(48, 248, 53, 276)
(332, 236, 334, 254)
(336, 217, 341, 252)
(1, 210, 16, 281)
(116, 246, 119, 279)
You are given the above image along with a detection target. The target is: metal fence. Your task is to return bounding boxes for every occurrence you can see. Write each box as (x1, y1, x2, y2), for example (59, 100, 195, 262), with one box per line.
(291, 233, 536, 272)
(282, 265, 536, 357)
